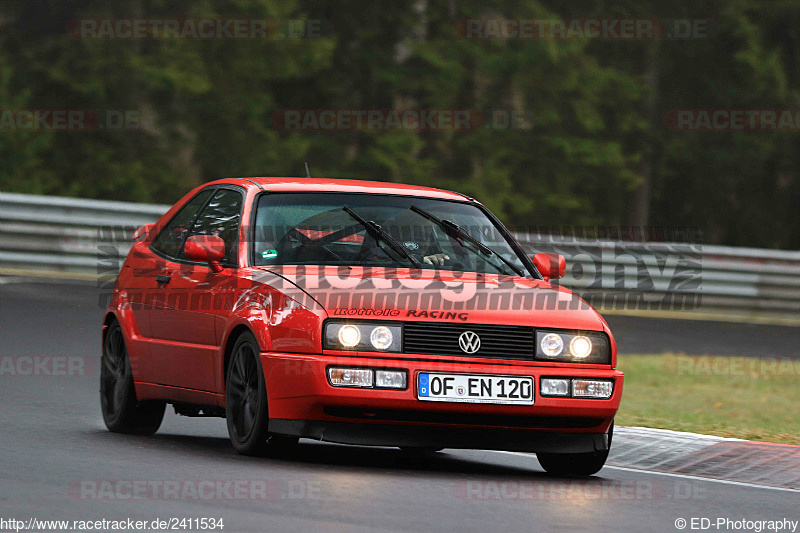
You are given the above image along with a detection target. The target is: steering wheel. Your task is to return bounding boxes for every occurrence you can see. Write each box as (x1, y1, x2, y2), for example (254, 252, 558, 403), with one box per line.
(277, 227, 361, 262)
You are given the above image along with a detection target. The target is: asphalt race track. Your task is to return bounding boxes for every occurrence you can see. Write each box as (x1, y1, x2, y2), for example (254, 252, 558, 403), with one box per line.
(1, 279, 798, 532)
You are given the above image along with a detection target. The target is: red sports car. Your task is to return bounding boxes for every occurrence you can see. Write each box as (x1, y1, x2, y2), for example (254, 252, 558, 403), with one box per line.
(101, 177, 623, 476)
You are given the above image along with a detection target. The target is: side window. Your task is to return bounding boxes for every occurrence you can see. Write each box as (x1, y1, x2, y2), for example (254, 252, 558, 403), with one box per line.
(151, 189, 214, 259)
(180, 189, 243, 266)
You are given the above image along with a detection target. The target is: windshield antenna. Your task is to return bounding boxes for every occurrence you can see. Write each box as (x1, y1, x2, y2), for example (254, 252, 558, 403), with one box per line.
(304, 162, 311, 178)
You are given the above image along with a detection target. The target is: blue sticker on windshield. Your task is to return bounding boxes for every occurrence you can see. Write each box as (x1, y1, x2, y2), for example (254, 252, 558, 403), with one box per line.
(403, 241, 419, 251)
(261, 249, 278, 259)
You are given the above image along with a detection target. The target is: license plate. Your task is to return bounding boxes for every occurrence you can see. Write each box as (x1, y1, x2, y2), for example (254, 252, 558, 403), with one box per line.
(417, 373, 534, 405)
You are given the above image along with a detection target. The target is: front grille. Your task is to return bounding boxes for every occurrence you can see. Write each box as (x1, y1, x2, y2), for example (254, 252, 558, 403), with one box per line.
(402, 322, 535, 360)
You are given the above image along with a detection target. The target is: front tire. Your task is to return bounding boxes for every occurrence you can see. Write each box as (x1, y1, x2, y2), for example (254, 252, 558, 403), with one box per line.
(536, 423, 613, 477)
(100, 320, 165, 435)
(225, 332, 298, 456)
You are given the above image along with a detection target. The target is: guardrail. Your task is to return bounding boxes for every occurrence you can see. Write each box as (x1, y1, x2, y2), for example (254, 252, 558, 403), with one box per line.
(516, 233, 800, 317)
(0, 191, 168, 274)
(2, 191, 799, 318)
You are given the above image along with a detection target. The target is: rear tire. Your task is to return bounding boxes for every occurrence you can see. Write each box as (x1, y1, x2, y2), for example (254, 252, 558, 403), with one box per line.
(225, 331, 298, 456)
(100, 320, 165, 435)
(536, 423, 613, 477)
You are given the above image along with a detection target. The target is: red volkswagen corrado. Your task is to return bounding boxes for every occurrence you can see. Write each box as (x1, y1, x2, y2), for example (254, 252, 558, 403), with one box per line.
(101, 177, 623, 476)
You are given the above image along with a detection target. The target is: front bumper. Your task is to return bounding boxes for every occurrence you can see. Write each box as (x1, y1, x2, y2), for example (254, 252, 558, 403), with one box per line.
(261, 352, 623, 454)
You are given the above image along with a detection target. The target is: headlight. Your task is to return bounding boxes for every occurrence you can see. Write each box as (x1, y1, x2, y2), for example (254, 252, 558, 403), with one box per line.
(324, 321, 402, 352)
(338, 325, 361, 348)
(370, 326, 394, 350)
(539, 333, 564, 357)
(535, 330, 610, 364)
(569, 336, 592, 359)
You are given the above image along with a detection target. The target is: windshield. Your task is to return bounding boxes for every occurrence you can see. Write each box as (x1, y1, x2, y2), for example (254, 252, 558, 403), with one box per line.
(252, 193, 533, 277)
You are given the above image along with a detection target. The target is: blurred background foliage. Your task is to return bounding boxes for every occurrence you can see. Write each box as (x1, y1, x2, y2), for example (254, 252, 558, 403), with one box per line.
(0, 0, 798, 249)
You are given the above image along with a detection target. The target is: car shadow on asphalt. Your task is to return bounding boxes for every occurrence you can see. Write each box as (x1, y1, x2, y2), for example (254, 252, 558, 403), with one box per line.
(93, 429, 614, 482)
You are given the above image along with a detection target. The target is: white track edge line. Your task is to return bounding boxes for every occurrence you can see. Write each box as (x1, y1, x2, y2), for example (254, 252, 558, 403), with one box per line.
(618, 426, 743, 442)
(602, 465, 800, 493)
(491, 451, 800, 493)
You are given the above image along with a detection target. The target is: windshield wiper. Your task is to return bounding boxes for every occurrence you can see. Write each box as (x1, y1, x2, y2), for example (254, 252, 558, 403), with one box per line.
(342, 206, 421, 268)
(409, 205, 525, 277)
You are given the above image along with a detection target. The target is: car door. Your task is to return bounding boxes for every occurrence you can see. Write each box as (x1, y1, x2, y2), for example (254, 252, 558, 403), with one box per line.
(131, 188, 215, 385)
(148, 186, 245, 391)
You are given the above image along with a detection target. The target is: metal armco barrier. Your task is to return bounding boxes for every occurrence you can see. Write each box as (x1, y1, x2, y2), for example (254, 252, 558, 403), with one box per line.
(516, 234, 800, 316)
(2, 191, 798, 317)
(0, 191, 168, 274)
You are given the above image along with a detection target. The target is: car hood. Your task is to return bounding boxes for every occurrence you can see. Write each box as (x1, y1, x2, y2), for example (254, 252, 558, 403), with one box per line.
(253, 265, 605, 331)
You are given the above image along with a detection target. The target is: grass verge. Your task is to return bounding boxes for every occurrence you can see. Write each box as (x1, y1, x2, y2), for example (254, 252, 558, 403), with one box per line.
(614, 353, 800, 445)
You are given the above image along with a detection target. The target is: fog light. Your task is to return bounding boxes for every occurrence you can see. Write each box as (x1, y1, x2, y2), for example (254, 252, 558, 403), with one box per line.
(337, 325, 361, 348)
(540, 333, 564, 357)
(569, 336, 592, 359)
(572, 379, 613, 399)
(328, 367, 373, 387)
(375, 370, 407, 389)
(370, 326, 393, 350)
(540, 378, 570, 397)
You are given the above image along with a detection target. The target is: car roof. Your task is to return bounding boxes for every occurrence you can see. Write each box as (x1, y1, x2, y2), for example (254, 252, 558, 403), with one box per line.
(207, 177, 474, 202)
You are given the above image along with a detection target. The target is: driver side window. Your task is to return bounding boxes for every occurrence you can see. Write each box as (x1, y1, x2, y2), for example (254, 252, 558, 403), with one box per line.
(151, 189, 214, 260)
(180, 188, 243, 266)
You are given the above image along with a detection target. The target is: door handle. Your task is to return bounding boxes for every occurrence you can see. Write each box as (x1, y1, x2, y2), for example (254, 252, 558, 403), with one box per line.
(155, 274, 171, 284)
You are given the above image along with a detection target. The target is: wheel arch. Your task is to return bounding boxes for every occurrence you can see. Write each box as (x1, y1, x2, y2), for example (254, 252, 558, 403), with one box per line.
(103, 311, 118, 326)
(101, 311, 122, 346)
(103, 308, 137, 341)
(221, 322, 265, 391)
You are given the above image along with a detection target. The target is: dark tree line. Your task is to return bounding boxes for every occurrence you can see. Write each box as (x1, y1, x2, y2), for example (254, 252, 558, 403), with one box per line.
(1, 0, 798, 248)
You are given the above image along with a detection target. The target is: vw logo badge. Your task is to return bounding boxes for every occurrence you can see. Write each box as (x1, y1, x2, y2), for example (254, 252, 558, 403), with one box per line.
(458, 331, 481, 354)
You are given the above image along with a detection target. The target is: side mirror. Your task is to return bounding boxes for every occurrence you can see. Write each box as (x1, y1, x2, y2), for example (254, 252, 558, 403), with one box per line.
(532, 253, 566, 281)
(184, 235, 226, 273)
(132, 223, 155, 242)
